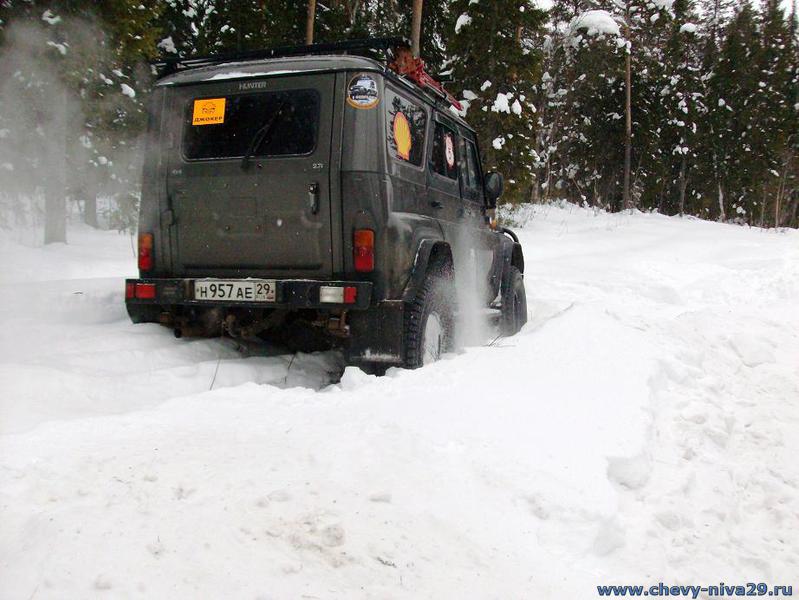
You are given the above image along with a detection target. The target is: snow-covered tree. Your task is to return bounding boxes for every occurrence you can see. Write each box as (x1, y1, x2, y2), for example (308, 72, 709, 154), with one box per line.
(448, 0, 548, 203)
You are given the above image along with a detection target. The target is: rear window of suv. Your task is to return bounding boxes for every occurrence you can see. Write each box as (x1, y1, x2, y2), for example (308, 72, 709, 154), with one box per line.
(183, 89, 319, 160)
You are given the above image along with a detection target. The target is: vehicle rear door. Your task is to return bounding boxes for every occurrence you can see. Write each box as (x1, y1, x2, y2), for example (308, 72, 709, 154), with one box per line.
(167, 74, 335, 278)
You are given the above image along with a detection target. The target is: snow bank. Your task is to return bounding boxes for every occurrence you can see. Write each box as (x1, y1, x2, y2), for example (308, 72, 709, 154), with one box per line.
(1, 206, 797, 598)
(0, 224, 136, 284)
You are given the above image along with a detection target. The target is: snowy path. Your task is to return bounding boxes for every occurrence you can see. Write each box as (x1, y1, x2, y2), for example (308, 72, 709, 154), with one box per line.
(1, 208, 797, 599)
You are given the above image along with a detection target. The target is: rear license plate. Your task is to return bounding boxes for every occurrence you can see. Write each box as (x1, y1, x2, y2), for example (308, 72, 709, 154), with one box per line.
(194, 280, 276, 302)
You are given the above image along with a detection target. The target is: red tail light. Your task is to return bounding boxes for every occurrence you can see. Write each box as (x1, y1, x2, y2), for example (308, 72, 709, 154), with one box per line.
(353, 229, 374, 273)
(138, 233, 153, 271)
(125, 282, 135, 299)
(343, 286, 357, 304)
(135, 283, 157, 299)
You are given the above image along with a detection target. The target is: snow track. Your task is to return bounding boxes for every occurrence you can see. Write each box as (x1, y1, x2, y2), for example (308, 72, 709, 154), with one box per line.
(1, 208, 797, 598)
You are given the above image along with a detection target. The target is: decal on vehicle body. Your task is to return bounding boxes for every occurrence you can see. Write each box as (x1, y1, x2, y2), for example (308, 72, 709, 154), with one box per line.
(393, 112, 412, 161)
(347, 74, 379, 109)
(444, 134, 455, 168)
(192, 98, 226, 125)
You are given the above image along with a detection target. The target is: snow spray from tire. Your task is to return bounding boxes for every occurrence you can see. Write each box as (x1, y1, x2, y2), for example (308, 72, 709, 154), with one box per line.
(0, 18, 146, 241)
(452, 227, 492, 349)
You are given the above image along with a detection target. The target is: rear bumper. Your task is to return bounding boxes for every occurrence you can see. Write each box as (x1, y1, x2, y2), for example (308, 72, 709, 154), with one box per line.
(125, 278, 373, 310)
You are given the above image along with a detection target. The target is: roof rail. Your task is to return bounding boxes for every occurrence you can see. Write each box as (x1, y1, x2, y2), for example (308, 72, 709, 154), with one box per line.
(153, 37, 407, 78)
(153, 37, 463, 112)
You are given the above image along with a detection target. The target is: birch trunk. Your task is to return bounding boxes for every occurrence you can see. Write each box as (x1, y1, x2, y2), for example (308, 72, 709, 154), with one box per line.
(305, 0, 317, 45)
(411, 0, 423, 57)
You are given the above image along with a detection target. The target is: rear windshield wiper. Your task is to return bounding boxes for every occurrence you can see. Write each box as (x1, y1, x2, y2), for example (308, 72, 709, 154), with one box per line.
(241, 101, 287, 170)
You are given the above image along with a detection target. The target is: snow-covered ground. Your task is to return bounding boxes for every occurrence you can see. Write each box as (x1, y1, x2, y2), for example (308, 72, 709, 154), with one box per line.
(1, 207, 797, 599)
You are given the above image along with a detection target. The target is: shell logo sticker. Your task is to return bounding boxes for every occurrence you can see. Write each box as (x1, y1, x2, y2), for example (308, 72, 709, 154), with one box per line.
(393, 112, 412, 161)
(347, 74, 379, 110)
(192, 98, 226, 126)
(444, 134, 456, 168)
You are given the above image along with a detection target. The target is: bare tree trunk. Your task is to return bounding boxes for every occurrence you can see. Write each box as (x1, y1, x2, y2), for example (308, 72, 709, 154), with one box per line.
(305, 0, 317, 45)
(775, 158, 790, 227)
(44, 186, 66, 243)
(678, 155, 688, 216)
(84, 193, 98, 228)
(411, 0, 423, 57)
(622, 6, 633, 211)
(717, 183, 725, 222)
(44, 88, 67, 245)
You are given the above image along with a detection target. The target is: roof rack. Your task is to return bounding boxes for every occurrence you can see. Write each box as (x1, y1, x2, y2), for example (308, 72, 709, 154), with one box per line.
(388, 46, 463, 112)
(153, 37, 406, 78)
(153, 37, 463, 112)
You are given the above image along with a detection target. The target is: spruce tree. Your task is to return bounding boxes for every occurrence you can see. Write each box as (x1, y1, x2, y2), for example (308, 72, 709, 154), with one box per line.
(753, 0, 795, 226)
(659, 0, 703, 215)
(447, 0, 547, 203)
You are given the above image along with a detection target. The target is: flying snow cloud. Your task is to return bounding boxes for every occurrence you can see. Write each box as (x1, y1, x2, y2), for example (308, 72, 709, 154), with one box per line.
(0, 12, 147, 239)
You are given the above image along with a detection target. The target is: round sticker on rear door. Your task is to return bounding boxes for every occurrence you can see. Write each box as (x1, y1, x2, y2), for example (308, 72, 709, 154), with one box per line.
(444, 134, 456, 168)
(347, 74, 379, 109)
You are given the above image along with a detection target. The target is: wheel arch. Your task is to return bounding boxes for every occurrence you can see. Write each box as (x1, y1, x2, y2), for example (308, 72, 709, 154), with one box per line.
(499, 228, 525, 275)
(511, 242, 525, 274)
(401, 239, 453, 303)
(498, 235, 525, 290)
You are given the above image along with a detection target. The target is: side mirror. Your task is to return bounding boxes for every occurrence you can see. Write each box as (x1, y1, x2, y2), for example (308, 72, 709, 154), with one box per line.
(484, 171, 504, 207)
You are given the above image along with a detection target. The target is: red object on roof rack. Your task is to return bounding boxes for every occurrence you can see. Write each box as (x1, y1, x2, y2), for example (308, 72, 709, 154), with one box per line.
(389, 46, 463, 113)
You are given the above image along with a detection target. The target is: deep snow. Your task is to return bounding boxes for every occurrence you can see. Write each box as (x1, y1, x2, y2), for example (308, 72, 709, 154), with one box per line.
(0, 206, 797, 599)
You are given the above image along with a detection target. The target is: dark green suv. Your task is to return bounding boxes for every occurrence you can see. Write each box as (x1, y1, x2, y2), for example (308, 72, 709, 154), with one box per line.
(126, 40, 527, 371)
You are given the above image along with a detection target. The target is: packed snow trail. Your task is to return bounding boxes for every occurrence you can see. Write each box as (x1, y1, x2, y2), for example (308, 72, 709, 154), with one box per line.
(1, 207, 797, 599)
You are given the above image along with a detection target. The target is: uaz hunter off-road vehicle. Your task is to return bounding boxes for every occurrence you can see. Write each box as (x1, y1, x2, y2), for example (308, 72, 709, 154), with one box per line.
(126, 38, 527, 371)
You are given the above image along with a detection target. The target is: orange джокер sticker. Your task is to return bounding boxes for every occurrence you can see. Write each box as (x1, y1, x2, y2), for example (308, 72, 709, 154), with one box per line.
(192, 98, 226, 126)
(393, 112, 412, 161)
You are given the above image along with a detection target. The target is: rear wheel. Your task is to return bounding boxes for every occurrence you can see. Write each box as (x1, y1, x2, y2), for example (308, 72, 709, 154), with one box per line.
(500, 266, 527, 336)
(403, 263, 455, 369)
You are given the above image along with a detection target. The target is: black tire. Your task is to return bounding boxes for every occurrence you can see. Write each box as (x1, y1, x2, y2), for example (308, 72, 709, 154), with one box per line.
(403, 262, 455, 369)
(500, 266, 527, 336)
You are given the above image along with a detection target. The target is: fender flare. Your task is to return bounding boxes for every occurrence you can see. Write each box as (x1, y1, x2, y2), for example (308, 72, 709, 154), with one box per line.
(501, 227, 524, 273)
(499, 231, 525, 292)
(401, 239, 453, 303)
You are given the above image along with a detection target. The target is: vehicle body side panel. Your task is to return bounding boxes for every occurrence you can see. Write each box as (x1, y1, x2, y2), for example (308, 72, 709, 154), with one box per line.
(139, 87, 170, 276)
